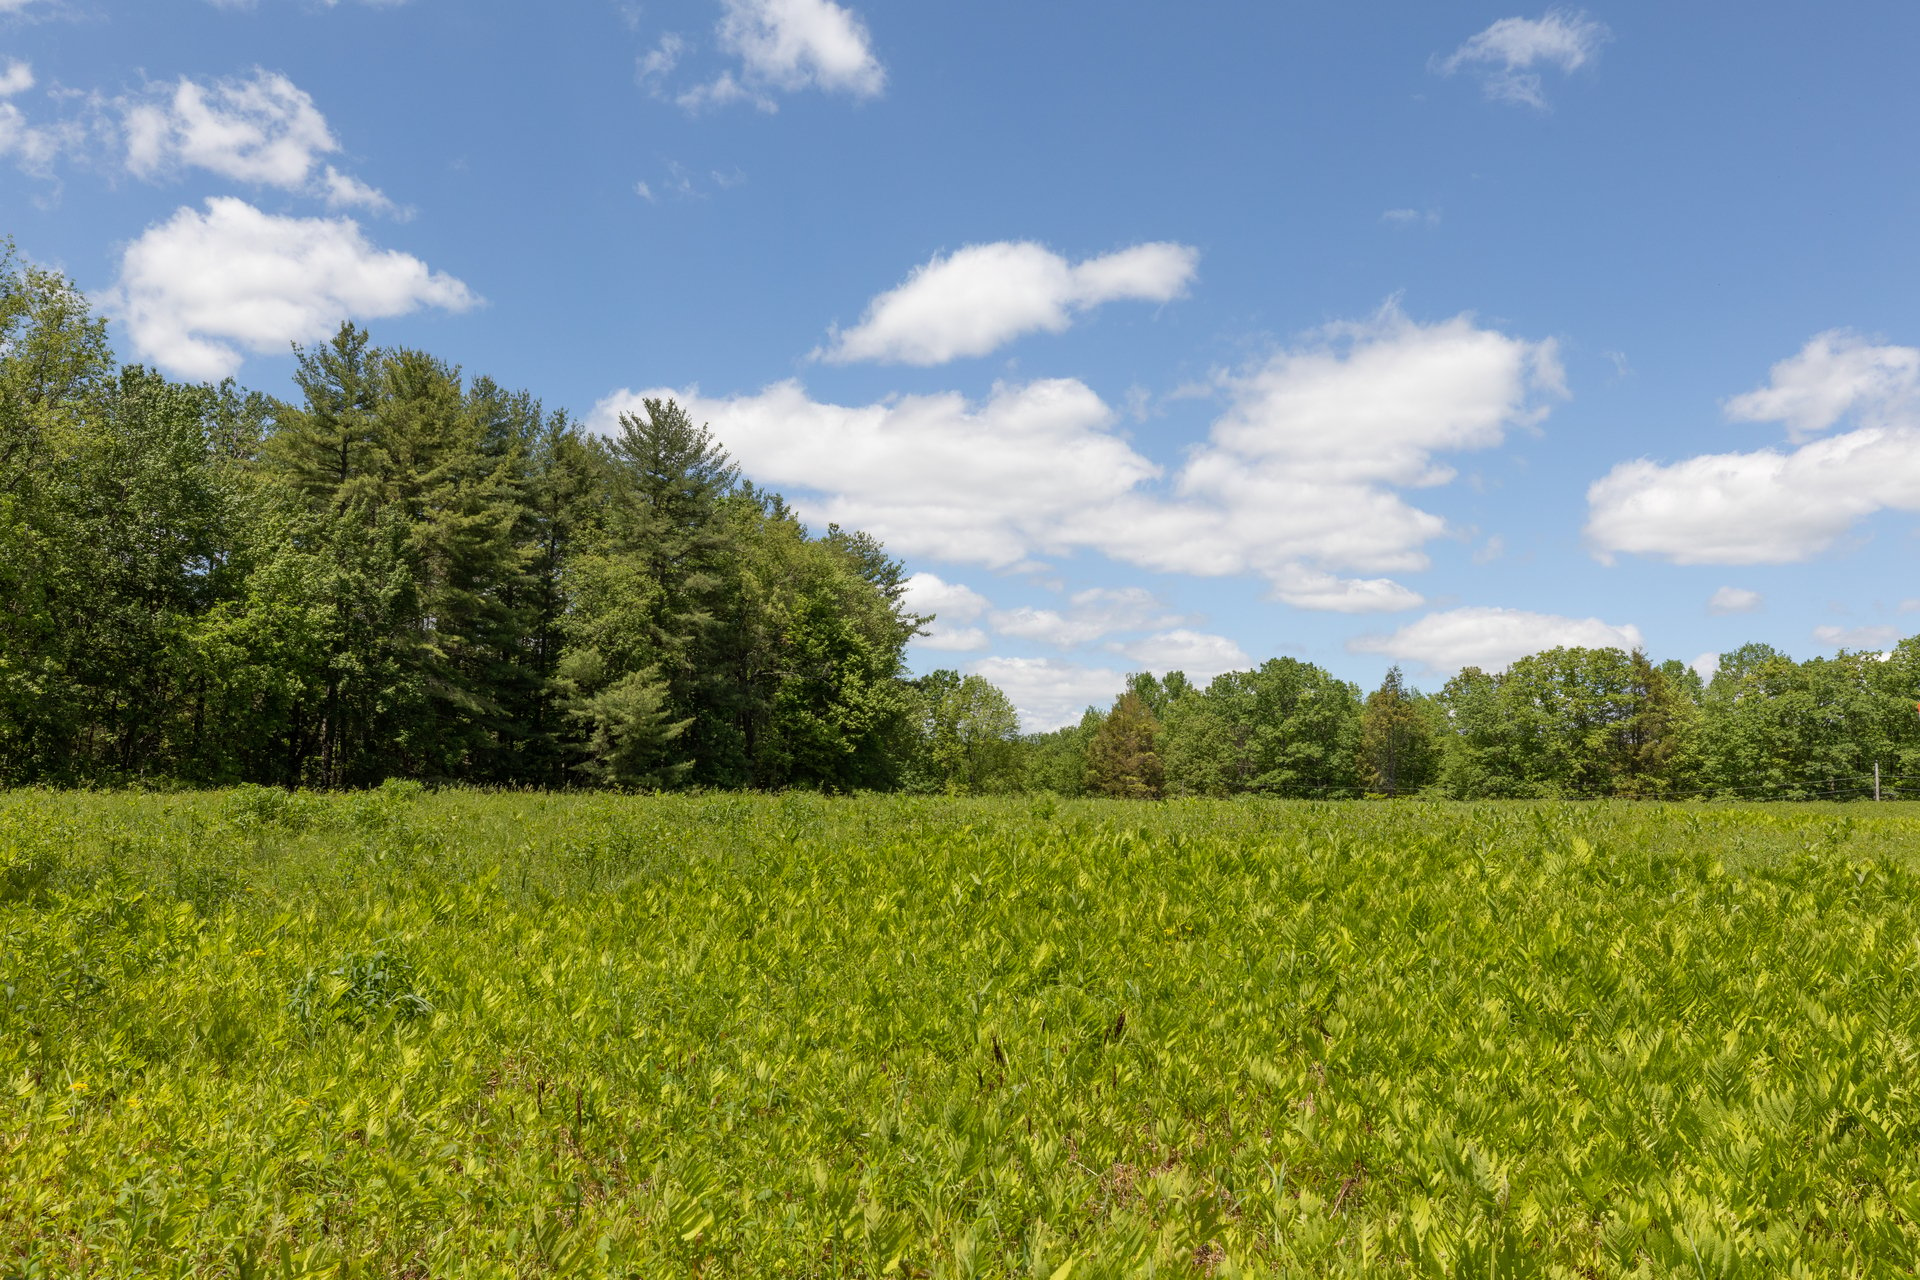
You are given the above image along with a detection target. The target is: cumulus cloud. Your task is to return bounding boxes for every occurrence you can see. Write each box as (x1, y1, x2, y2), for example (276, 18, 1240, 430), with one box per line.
(1813, 623, 1900, 651)
(1110, 629, 1251, 681)
(594, 377, 1158, 568)
(1080, 303, 1564, 605)
(819, 241, 1198, 366)
(0, 59, 31, 96)
(900, 572, 991, 652)
(1587, 332, 1920, 565)
(1349, 606, 1645, 676)
(122, 70, 394, 212)
(670, 0, 883, 111)
(1724, 330, 1920, 443)
(599, 302, 1563, 612)
(967, 656, 1126, 733)
(1707, 586, 1763, 615)
(1435, 9, 1609, 108)
(1690, 652, 1721, 680)
(109, 197, 478, 380)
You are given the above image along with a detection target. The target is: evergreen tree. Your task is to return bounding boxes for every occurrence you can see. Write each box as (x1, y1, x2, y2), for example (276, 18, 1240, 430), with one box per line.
(593, 398, 745, 783)
(554, 650, 692, 789)
(1085, 690, 1164, 799)
(1359, 667, 1438, 796)
(1614, 649, 1697, 796)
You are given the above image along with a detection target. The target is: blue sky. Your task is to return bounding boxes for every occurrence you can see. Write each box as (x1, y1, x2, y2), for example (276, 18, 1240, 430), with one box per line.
(4, 0, 1917, 727)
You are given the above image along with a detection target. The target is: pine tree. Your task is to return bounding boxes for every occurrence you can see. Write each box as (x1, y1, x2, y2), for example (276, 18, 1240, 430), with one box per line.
(1085, 690, 1164, 799)
(598, 398, 745, 782)
(1359, 666, 1438, 796)
(1615, 649, 1694, 795)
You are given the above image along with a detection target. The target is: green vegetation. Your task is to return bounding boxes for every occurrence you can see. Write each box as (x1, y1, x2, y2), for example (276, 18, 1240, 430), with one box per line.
(7, 243, 1917, 802)
(1043, 648, 1920, 803)
(0, 247, 920, 792)
(7, 789, 1920, 1276)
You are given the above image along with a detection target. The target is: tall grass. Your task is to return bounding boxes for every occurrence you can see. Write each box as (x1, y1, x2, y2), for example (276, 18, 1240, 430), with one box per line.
(4, 789, 1920, 1276)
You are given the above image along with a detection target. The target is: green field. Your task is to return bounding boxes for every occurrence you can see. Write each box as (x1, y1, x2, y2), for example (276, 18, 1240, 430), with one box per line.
(5, 791, 1920, 1277)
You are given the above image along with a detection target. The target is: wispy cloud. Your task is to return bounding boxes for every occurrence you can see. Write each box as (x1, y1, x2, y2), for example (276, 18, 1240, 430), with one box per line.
(1434, 9, 1609, 109)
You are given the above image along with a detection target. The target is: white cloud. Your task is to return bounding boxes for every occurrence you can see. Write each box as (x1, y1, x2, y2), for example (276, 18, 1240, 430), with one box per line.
(1707, 586, 1763, 615)
(208, 0, 410, 8)
(599, 302, 1562, 612)
(674, 0, 883, 110)
(0, 59, 31, 96)
(1690, 651, 1721, 680)
(109, 197, 478, 380)
(916, 626, 988, 653)
(320, 165, 399, 214)
(637, 33, 686, 86)
(1082, 303, 1563, 600)
(1110, 629, 1251, 681)
(0, 94, 79, 174)
(593, 377, 1158, 569)
(1381, 207, 1440, 227)
(719, 0, 882, 95)
(122, 70, 393, 212)
(1349, 606, 1645, 676)
(1723, 330, 1920, 443)
(1588, 430, 1920, 563)
(820, 241, 1198, 366)
(1261, 565, 1427, 614)
(1587, 334, 1920, 565)
(901, 572, 992, 652)
(1435, 9, 1609, 108)
(1813, 624, 1900, 651)
(967, 656, 1126, 733)
(991, 586, 1181, 647)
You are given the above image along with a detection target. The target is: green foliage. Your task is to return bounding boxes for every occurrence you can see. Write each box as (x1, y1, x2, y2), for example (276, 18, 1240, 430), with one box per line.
(910, 669, 1023, 793)
(1358, 666, 1440, 796)
(287, 948, 434, 1028)
(1439, 648, 1704, 799)
(1015, 708, 1099, 798)
(1181, 659, 1364, 798)
(1084, 689, 1164, 799)
(5, 245, 1916, 804)
(5, 790, 1920, 1275)
(0, 265, 920, 792)
(556, 653, 694, 790)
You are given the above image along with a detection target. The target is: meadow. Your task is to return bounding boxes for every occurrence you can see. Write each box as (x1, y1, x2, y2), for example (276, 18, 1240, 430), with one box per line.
(4, 788, 1920, 1278)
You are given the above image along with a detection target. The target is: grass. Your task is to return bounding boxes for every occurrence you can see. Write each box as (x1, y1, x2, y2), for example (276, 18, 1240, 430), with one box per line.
(5, 788, 1920, 1277)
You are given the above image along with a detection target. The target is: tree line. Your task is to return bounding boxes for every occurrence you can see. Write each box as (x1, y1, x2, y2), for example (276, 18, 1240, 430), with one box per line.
(0, 246, 926, 790)
(920, 642, 1920, 800)
(6, 244, 1915, 799)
